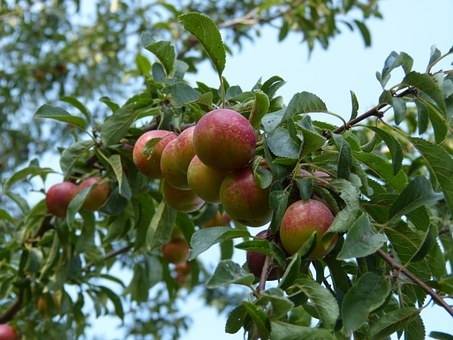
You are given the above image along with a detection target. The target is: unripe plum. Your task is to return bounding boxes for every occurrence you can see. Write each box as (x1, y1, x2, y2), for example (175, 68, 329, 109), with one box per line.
(280, 199, 337, 258)
(161, 127, 196, 189)
(193, 109, 256, 170)
(162, 238, 189, 264)
(220, 168, 272, 227)
(46, 181, 78, 217)
(162, 181, 204, 213)
(0, 324, 17, 340)
(78, 176, 110, 211)
(246, 230, 283, 281)
(133, 130, 177, 178)
(187, 156, 226, 203)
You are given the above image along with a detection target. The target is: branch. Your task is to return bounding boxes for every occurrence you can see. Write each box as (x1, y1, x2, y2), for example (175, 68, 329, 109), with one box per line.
(377, 249, 453, 317)
(333, 87, 417, 134)
(82, 244, 132, 272)
(257, 255, 271, 293)
(0, 285, 25, 324)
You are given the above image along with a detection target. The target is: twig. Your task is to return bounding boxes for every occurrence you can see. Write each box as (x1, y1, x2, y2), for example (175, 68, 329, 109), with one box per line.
(0, 290, 24, 324)
(333, 87, 417, 134)
(82, 244, 132, 272)
(257, 255, 271, 293)
(377, 249, 453, 317)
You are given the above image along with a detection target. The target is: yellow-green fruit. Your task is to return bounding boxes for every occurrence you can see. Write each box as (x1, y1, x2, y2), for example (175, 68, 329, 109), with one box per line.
(187, 156, 226, 203)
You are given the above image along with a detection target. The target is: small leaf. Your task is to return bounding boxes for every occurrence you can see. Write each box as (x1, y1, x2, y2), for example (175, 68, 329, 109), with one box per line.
(101, 104, 138, 145)
(404, 71, 446, 114)
(342, 272, 391, 334)
(337, 213, 387, 260)
(327, 179, 360, 233)
(206, 260, 255, 288)
(267, 127, 300, 159)
(189, 227, 249, 260)
(349, 90, 359, 120)
(332, 134, 352, 179)
(296, 178, 313, 201)
(35, 104, 87, 129)
(98, 286, 124, 320)
(60, 140, 94, 175)
(270, 321, 335, 340)
(60, 96, 91, 122)
(243, 302, 270, 338)
(98, 153, 131, 199)
(4, 165, 54, 192)
(66, 187, 93, 228)
(179, 12, 226, 77)
(250, 91, 270, 129)
(288, 277, 339, 329)
(354, 20, 371, 46)
(368, 126, 403, 175)
(283, 92, 327, 121)
(269, 190, 289, 233)
(256, 289, 294, 320)
(145, 40, 176, 75)
(429, 331, 453, 340)
(225, 305, 247, 334)
(166, 82, 200, 107)
(369, 307, 419, 339)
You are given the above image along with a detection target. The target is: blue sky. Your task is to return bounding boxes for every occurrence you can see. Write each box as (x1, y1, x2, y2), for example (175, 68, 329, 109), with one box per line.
(83, 0, 453, 338)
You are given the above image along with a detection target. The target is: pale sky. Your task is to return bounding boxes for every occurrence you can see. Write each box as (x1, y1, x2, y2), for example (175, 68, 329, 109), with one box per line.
(51, 0, 453, 338)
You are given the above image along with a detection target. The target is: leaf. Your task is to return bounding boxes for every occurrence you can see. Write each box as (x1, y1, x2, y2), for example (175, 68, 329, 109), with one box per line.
(392, 97, 407, 125)
(269, 190, 290, 233)
(99, 96, 119, 113)
(288, 277, 339, 329)
(256, 289, 294, 320)
(243, 302, 271, 337)
(145, 40, 176, 75)
(101, 104, 138, 146)
(179, 12, 226, 77)
(206, 260, 255, 288)
(35, 104, 87, 129)
(189, 227, 249, 260)
(410, 138, 453, 212)
(385, 222, 426, 265)
(417, 98, 448, 143)
(389, 176, 442, 221)
(166, 82, 200, 107)
(404, 72, 446, 114)
(337, 213, 387, 260)
(332, 134, 352, 179)
(4, 165, 54, 191)
(146, 201, 176, 249)
(225, 305, 247, 334)
(354, 20, 371, 46)
(341, 272, 391, 334)
(66, 187, 93, 228)
(60, 96, 91, 122)
(60, 140, 94, 175)
(283, 92, 327, 121)
(327, 179, 360, 233)
(0, 209, 14, 222)
(349, 90, 359, 120)
(262, 110, 284, 132)
(298, 126, 326, 156)
(98, 286, 124, 320)
(250, 91, 270, 129)
(404, 314, 425, 340)
(98, 153, 131, 199)
(368, 126, 403, 175)
(267, 127, 300, 159)
(270, 321, 336, 340)
(296, 178, 313, 201)
(430, 331, 453, 340)
(369, 307, 419, 339)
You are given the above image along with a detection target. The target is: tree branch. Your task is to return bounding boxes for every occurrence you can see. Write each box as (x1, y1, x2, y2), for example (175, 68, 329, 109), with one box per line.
(377, 249, 453, 317)
(333, 86, 417, 134)
(257, 255, 271, 293)
(82, 244, 132, 272)
(0, 290, 24, 324)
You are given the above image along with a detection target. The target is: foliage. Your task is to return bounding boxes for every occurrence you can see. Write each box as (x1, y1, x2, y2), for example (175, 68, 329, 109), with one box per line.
(1, 3, 453, 340)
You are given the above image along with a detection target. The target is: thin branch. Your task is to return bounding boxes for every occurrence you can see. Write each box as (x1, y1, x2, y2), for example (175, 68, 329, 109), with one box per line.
(0, 290, 24, 324)
(377, 249, 453, 317)
(82, 244, 133, 272)
(257, 255, 271, 293)
(333, 87, 417, 134)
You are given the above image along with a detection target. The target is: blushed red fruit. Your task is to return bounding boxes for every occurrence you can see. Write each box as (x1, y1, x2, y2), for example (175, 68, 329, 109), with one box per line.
(0, 324, 17, 340)
(193, 109, 256, 170)
(187, 156, 226, 202)
(175, 262, 192, 285)
(220, 168, 272, 227)
(280, 199, 337, 258)
(133, 130, 177, 178)
(162, 238, 189, 264)
(246, 231, 283, 281)
(162, 181, 204, 213)
(46, 181, 78, 217)
(160, 127, 196, 189)
(202, 212, 231, 228)
(78, 176, 110, 211)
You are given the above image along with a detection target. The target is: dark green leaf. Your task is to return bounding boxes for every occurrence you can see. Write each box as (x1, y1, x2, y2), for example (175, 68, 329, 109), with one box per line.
(369, 307, 419, 338)
(283, 92, 327, 121)
(4, 165, 54, 191)
(349, 90, 359, 120)
(243, 302, 270, 337)
(342, 272, 391, 333)
(225, 305, 247, 334)
(327, 179, 360, 233)
(98, 286, 124, 320)
(101, 105, 138, 145)
(404, 72, 446, 114)
(256, 289, 294, 320)
(430, 331, 453, 340)
(35, 104, 87, 129)
(60, 96, 91, 122)
(145, 40, 176, 75)
(354, 20, 371, 46)
(368, 126, 403, 175)
(270, 321, 335, 340)
(146, 201, 176, 249)
(267, 127, 300, 159)
(166, 82, 200, 107)
(332, 134, 352, 179)
(60, 140, 93, 175)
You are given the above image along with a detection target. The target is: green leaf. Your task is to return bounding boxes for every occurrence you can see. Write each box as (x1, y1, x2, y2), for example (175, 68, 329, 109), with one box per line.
(430, 331, 453, 340)
(296, 178, 313, 201)
(189, 227, 249, 260)
(349, 90, 359, 120)
(298, 126, 326, 156)
(404, 72, 446, 114)
(283, 92, 327, 121)
(98, 286, 124, 320)
(66, 187, 93, 228)
(288, 277, 339, 329)
(146, 201, 176, 250)
(410, 138, 453, 212)
(417, 98, 448, 143)
(368, 126, 403, 175)
(385, 222, 426, 265)
(0, 209, 14, 222)
(4, 165, 54, 191)
(270, 321, 336, 340)
(262, 110, 284, 132)
(99, 96, 119, 113)
(369, 307, 419, 339)
(145, 40, 176, 75)
(269, 190, 290, 233)
(135, 54, 151, 75)
(392, 97, 407, 125)
(35, 104, 87, 129)
(337, 213, 387, 260)
(101, 104, 138, 146)
(389, 176, 442, 221)
(98, 153, 131, 199)
(60, 96, 91, 122)
(341, 272, 391, 334)
(206, 260, 255, 288)
(332, 134, 352, 179)
(166, 82, 200, 107)
(404, 314, 425, 340)
(242, 302, 270, 337)
(256, 289, 294, 320)
(327, 179, 360, 233)
(225, 305, 247, 334)
(267, 127, 300, 159)
(236, 240, 286, 267)
(60, 140, 94, 175)
(250, 91, 270, 129)
(179, 12, 226, 77)
(354, 20, 371, 46)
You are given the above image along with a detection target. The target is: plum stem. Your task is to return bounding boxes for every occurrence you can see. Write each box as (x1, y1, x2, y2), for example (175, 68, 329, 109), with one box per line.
(257, 255, 271, 293)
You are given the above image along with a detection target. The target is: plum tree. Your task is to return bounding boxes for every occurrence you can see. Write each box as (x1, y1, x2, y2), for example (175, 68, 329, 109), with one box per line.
(160, 126, 196, 189)
(220, 168, 272, 227)
(133, 130, 178, 178)
(78, 176, 111, 211)
(0, 324, 17, 340)
(45, 181, 79, 217)
(162, 238, 190, 264)
(246, 231, 283, 281)
(187, 156, 226, 202)
(279, 199, 336, 257)
(162, 180, 204, 213)
(193, 109, 256, 170)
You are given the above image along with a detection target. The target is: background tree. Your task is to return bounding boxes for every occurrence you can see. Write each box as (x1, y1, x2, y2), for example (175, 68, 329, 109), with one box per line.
(1, 1, 452, 340)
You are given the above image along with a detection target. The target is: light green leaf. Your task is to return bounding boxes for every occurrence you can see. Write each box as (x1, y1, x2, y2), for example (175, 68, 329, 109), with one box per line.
(283, 92, 327, 121)
(35, 104, 87, 129)
(145, 201, 176, 250)
(166, 82, 200, 107)
(270, 321, 335, 340)
(267, 127, 300, 159)
(60, 96, 91, 122)
(4, 165, 54, 191)
(206, 260, 255, 288)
